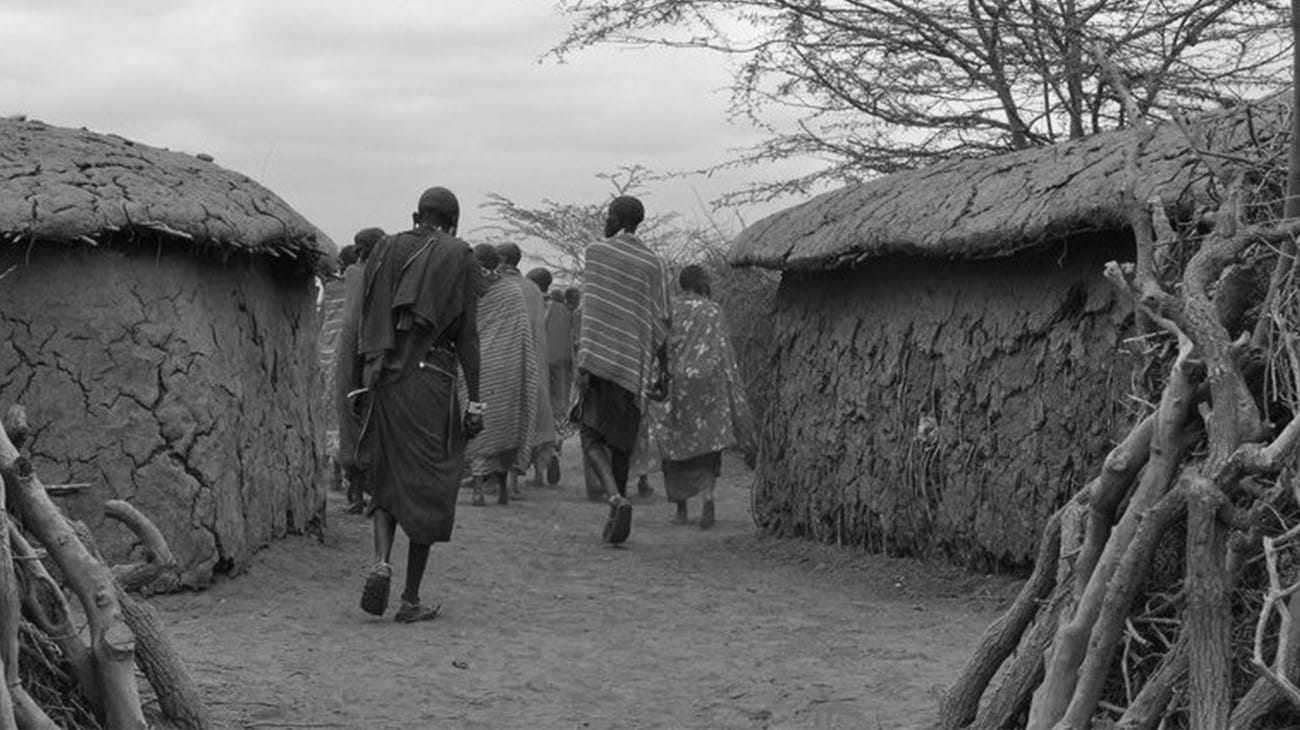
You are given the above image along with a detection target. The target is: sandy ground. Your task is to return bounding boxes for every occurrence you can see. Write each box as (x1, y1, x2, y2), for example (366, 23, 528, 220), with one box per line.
(151, 448, 1020, 730)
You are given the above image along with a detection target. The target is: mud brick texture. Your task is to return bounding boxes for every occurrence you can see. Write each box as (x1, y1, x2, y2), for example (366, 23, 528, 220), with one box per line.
(0, 117, 334, 586)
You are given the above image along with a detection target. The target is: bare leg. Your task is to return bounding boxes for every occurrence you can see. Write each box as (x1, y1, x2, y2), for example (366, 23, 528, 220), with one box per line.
(582, 429, 620, 500)
(610, 448, 631, 498)
(361, 507, 398, 616)
(372, 507, 397, 564)
(531, 446, 549, 487)
(401, 542, 431, 604)
(700, 471, 717, 530)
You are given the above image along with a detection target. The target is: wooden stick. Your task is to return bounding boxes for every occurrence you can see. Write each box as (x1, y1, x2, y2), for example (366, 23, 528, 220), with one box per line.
(0, 473, 17, 730)
(8, 524, 101, 714)
(939, 510, 1063, 728)
(0, 423, 146, 729)
(105, 499, 179, 595)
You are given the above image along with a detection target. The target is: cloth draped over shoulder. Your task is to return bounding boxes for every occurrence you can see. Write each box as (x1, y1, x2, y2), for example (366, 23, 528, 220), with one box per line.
(466, 275, 537, 473)
(545, 300, 575, 430)
(333, 264, 368, 467)
(351, 229, 477, 544)
(654, 293, 756, 462)
(576, 233, 671, 403)
(502, 267, 555, 446)
(358, 229, 472, 384)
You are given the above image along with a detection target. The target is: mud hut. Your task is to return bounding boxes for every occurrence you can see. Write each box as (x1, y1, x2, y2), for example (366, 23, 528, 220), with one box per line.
(0, 117, 335, 586)
(729, 98, 1289, 570)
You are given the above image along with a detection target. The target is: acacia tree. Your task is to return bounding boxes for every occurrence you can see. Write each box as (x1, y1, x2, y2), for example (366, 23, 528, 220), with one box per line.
(553, 0, 1290, 206)
(476, 164, 705, 279)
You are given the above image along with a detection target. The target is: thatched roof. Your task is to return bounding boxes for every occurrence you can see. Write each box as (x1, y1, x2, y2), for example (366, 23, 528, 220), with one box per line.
(730, 96, 1290, 271)
(0, 117, 335, 273)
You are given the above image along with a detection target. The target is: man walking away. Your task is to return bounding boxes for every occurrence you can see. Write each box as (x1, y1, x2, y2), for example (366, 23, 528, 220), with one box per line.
(573, 195, 671, 544)
(351, 187, 484, 623)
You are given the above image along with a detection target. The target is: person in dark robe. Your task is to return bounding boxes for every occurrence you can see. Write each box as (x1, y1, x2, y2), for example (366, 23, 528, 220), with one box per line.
(350, 187, 483, 623)
(573, 195, 671, 544)
(335, 226, 385, 515)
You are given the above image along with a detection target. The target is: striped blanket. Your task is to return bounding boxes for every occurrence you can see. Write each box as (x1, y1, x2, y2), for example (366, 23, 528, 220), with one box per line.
(465, 275, 537, 473)
(576, 233, 671, 402)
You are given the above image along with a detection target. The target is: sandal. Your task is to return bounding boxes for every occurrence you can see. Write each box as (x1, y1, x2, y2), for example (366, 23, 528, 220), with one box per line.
(602, 496, 633, 544)
(393, 600, 441, 623)
(360, 562, 392, 616)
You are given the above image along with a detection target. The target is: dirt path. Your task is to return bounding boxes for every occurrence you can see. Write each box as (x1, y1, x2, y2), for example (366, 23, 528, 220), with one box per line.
(152, 450, 1019, 729)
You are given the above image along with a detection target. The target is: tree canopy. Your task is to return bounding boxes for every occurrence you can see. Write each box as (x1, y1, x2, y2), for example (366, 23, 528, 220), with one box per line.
(553, 0, 1291, 206)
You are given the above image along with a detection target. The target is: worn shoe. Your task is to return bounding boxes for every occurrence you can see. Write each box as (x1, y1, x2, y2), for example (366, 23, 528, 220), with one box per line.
(360, 562, 392, 616)
(602, 496, 634, 544)
(393, 600, 441, 623)
(699, 500, 716, 530)
(636, 475, 654, 499)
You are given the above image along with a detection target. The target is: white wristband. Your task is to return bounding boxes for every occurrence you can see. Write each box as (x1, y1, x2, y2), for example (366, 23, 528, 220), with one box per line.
(467, 401, 486, 416)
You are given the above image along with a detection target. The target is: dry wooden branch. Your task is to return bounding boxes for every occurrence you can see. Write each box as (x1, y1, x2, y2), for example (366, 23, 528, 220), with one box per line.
(1058, 481, 1190, 729)
(105, 499, 179, 595)
(8, 524, 101, 716)
(1117, 632, 1188, 730)
(1185, 475, 1232, 729)
(0, 423, 146, 730)
(2, 408, 27, 452)
(940, 511, 1063, 728)
(0, 473, 18, 730)
(118, 590, 213, 729)
(71, 500, 211, 729)
(1249, 522, 1300, 711)
(973, 585, 1072, 729)
(1073, 415, 1157, 598)
(1029, 336, 1197, 728)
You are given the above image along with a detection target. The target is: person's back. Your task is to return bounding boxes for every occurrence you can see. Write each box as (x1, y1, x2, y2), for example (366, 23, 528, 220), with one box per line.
(577, 232, 670, 399)
(544, 291, 572, 368)
(573, 195, 670, 545)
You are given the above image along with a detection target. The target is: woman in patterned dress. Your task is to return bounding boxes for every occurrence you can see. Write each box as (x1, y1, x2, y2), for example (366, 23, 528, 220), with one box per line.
(655, 265, 756, 529)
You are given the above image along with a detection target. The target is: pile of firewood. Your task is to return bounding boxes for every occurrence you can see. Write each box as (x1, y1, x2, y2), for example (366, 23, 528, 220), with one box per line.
(0, 405, 211, 729)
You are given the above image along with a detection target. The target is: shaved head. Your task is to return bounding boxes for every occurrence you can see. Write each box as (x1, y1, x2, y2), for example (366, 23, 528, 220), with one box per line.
(415, 186, 460, 231)
(496, 242, 522, 267)
(605, 195, 645, 237)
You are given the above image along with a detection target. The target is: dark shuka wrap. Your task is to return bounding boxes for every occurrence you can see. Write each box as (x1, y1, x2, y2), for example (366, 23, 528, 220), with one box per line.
(574, 373, 641, 454)
(365, 349, 462, 542)
(352, 229, 480, 544)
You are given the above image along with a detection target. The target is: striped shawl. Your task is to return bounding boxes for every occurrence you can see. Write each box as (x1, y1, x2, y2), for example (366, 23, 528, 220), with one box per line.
(576, 233, 671, 401)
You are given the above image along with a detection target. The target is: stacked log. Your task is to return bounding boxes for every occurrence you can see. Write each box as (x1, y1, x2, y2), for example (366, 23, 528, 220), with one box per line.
(0, 406, 210, 729)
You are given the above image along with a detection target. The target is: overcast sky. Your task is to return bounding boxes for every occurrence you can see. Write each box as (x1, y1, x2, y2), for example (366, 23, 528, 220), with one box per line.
(0, 0, 822, 259)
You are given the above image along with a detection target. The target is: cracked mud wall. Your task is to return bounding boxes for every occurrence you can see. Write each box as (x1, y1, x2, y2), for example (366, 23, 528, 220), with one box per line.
(0, 243, 327, 586)
(755, 234, 1138, 570)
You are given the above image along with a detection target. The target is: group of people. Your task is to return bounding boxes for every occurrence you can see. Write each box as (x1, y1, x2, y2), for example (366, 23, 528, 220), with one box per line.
(331, 186, 755, 623)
